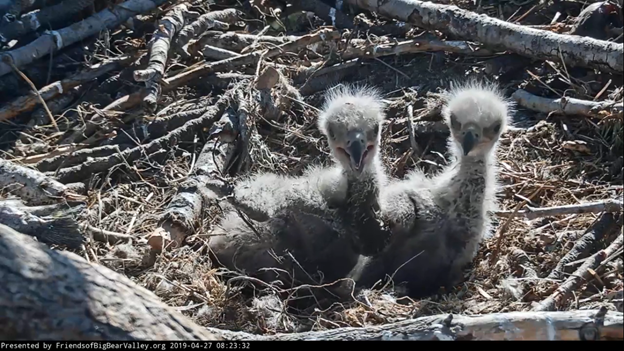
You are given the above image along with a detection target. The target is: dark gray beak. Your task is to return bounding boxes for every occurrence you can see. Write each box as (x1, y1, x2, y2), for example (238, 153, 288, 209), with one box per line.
(462, 130, 477, 156)
(346, 131, 367, 172)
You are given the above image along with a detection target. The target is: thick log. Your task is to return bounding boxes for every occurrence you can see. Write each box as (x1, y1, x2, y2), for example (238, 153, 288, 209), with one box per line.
(206, 309, 623, 340)
(345, 0, 623, 73)
(0, 224, 621, 340)
(0, 204, 85, 249)
(0, 223, 222, 340)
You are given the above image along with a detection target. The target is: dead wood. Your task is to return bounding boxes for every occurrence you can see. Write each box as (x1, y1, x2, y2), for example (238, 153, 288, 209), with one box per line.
(154, 105, 240, 250)
(0, 204, 84, 249)
(0, 223, 223, 340)
(496, 199, 623, 220)
(547, 213, 620, 281)
(512, 89, 624, 119)
(501, 247, 539, 301)
(35, 145, 127, 173)
(289, 0, 355, 29)
(533, 232, 624, 312)
(83, 224, 133, 244)
(0, 0, 168, 77)
(340, 36, 494, 60)
(72, 72, 248, 146)
(29, 84, 90, 127)
(0, 0, 94, 43)
(256, 66, 281, 120)
(133, 3, 195, 109)
(295, 60, 370, 96)
(175, 8, 241, 52)
(0, 158, 85, 205)
(187, 31, 298, 57)
(52, 93, 231, 184)
(345, 0, 623, 73)
(1, 223, 621, 340)
(0, 54, 137, 122)
(569, 1, 621, 40)
(204, 309, 623, 340)
(104, 28, 340, 113)
(1, 0, 36, 22)
(201, 45, 241, 60)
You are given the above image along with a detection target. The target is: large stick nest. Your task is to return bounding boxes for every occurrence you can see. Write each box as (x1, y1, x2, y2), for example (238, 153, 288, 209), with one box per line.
(0, 0, 622, 335)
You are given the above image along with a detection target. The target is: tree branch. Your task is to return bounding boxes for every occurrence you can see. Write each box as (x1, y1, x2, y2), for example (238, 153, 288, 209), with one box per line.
(496, 199, 623, 220)
(345, 0, 623, 73)
(512, 89, 623, 119)
(1, 222, 622, 340)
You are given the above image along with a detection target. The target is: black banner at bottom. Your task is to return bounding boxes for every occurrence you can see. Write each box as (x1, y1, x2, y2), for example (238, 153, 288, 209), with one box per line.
(0, 342, 254, 350)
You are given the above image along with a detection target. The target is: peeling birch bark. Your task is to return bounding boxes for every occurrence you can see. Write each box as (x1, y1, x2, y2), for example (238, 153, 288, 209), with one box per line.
(345, 0, 623, 73)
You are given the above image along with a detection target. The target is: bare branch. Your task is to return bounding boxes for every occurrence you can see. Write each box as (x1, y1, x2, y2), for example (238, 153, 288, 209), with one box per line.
(533, 232, 624, 312)
(512, 89, 623, 119)
(0, 0, 168, 77)
(546, 213, 619, 281)
(0, 158, 85, 205)
(0, 54, 137, 122)
(496, 200, 623, 220)
(345, 0, 623, 73)
(0, 0, 95, 43)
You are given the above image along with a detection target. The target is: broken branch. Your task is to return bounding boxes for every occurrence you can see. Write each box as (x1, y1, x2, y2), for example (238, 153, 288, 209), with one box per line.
(2, 223, 621, 340)
(175, 8, 241, 50)
(134, 3, 195, 108)
(496, 199, 623, 220)
(0, 0, 168, 77)
(0, 54, 137, 122)
(105, 28, 340, 113)
(512, 89, 624, 119)
(0, 158, 85, 205)
(345, 0, 623, 73)
(547, 213, 620, 281)
(52, 95, 231, 183)
(533, 232, 624, 312)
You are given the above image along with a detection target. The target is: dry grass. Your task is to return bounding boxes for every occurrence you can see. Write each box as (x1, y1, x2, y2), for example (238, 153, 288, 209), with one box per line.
(0, 0, 622, 336)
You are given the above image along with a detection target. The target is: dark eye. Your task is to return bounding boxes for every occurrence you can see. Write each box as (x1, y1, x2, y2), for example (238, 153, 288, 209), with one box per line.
(491, 123, 501, 133)
(328, 128, 335, 139)
(450, 113, 461, 130)
(373, 124, 380, 135)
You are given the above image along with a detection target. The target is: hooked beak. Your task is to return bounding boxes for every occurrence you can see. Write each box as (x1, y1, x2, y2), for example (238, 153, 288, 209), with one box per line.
(461, 126, 480, 156)
(346, 131, 368, 172)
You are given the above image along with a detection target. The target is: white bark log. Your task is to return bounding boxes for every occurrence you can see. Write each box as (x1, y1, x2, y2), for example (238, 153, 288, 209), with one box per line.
(512, 89, 624, 119)
(345, 0, 623, 73)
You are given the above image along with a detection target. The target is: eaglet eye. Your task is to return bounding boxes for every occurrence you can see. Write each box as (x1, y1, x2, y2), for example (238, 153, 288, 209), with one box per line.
(328, 128, 336, 139)
(450, 113, 461, 130)
(491, 123, 501, 134)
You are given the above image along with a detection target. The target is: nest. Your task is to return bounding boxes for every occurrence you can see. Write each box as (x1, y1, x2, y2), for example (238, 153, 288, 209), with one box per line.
(0, 0, 622, 338)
